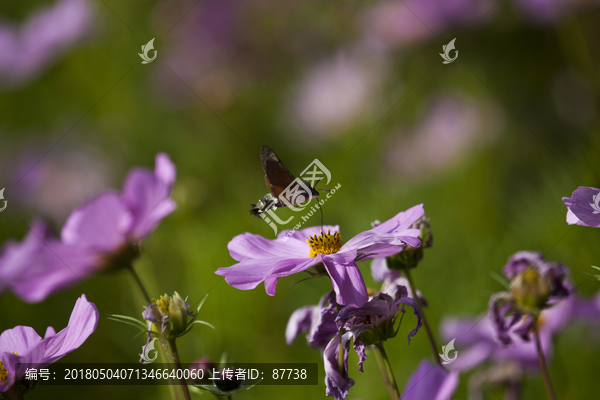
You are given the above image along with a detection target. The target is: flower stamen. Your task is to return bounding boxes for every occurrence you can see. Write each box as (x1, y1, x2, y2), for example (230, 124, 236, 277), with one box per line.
(306, 230, 343, 258)
(0, 351, 18, 382)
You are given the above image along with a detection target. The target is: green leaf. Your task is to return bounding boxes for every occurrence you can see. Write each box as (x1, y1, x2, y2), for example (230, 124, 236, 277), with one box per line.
(107, 314, 148, 330)
(489, 271, 510, 288)
(181, 320, 216, 337)
(195, 292, 210, 315)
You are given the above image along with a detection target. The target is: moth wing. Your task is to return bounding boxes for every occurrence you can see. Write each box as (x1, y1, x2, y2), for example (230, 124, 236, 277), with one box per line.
(260, 146, 296, 198)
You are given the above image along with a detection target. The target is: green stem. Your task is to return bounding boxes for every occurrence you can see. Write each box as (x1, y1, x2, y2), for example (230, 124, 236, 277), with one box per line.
(336, 305, 345, 374)
(533, 320, 557, 400)
(3, 384, 25, 400)
(169, 339, 192, 400)
(404, 269, 442, 366)
(374, 343, 400, 400)
(127, 265, 152, 304)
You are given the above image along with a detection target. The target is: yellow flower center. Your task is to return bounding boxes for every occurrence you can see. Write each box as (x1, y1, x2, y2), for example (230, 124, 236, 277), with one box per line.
(521, 268, 540, 284)
(154, 295, 170, 315)
(306, 230, 343, 258)
(0, 352, 18, 382)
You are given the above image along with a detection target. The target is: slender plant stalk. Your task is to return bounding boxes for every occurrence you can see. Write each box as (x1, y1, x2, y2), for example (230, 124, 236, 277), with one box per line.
(3, 384, 25, 400)
(533, 321, 557, 400)
(169, 339, 192, 400)
(374, 343, 400, 400)
(404, 269, 442, 366)
(336, 305, 345, 373)
(127, 264, 152, 304)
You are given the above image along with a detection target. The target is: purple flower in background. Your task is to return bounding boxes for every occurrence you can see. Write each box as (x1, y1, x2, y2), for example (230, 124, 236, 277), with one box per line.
(216, 204, 424, 307)
(336, 284, 422, 372)
(0, 153, 176, 303)
(1, 143, 112, 220)
(364, 0, 495, 51)
(286, 291, 338, 350)
(400, 359, 459, 400)
(0, 294, 98, 393)
(442, 292, 579, 371)
(0, 0, 94, 88)
(489, 251, 569, 345)
(384, 94, 503, 180)
(562, 186, 600, 227)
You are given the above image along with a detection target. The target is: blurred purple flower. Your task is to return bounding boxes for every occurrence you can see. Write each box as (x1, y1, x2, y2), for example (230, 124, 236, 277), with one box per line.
(0, 154, 176, 303)
(2, 144, 112, 220)
(490, 251, 569, 345)
(401, 359, 459, 400)
(0, 0, 94, 88)
(286, 291, 338, 350)
(562, 186, 600, 228)
(385, 94, 503, 180)
(0, 294, 98, 393)
(216, 205, 423, 307)
(289, 47, 386, 139)
(442, 292, 578, 371)
(364, 0, 495, 51)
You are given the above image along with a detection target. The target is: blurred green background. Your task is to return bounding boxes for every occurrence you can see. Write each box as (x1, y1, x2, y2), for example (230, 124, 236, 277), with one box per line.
(1, 0, 600, 399)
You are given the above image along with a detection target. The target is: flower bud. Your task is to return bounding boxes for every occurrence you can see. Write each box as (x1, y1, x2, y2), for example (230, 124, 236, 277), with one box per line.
(510, 268, 552, 311)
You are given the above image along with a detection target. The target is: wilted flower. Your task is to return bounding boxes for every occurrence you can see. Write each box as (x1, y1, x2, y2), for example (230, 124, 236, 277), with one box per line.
(0, 295, 98, 394)
(0, 0, 95, 88)
(323, 332, 354, 400)
(216, 204, 424, 307)
(336, 284, 422, 372)
(442, 291, 580, 371)
(562, 186, 600, 227)
(489, 251, 569, 345)
(400, 359, 459, 400)
(286, 291, 339, 350)
(0, 153, 176, 303)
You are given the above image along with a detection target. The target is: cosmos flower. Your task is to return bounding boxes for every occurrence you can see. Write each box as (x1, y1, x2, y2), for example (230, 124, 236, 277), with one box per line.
(0, 295, 98, 393)
(0, 153, 176, 303)
(489, 251, 569, 345)
(323, 332, 354, 400)
(0, 0, 94, 87)
(400, 359, 459, 400)
(562, 186, 600, 228)
(216, 204, 424, 307)
(442, 292, 578, 371)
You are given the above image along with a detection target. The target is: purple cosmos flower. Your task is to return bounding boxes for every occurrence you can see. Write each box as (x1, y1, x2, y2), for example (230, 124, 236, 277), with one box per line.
(0, 153, 176, 303)
(0, 294, 98, 393)
(489, 251, 569, 345)
(562, 186, 600, 227)
(216, 204, 424, 307)
(442, 292, 578, 372)
(400, 359, 459, 400)
(0, 0, 94, 88)
(336, 284, 422, 372)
